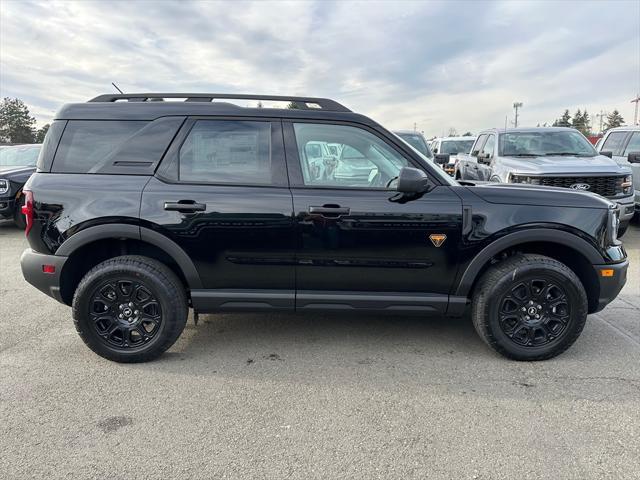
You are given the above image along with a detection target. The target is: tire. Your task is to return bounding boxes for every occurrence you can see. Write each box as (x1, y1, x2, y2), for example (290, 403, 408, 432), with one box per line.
(617, 221, 629, 238)
(13, 195, 26, 230)
(471, 254, 587, 361)
(72, 255, 188, 363)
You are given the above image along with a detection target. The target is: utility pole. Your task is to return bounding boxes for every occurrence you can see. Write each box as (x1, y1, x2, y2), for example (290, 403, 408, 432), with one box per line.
(632, 94, 640, 125)
(595, 110, 606, 134)
(513, 102, 523, 128)
(413, 122, 417, 132)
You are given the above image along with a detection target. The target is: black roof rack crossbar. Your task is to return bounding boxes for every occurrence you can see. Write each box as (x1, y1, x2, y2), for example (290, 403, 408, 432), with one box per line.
(88, 93, 351, 112)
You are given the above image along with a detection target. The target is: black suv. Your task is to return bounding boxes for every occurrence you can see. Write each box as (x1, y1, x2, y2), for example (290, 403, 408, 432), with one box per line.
(20, 94, 628, 363)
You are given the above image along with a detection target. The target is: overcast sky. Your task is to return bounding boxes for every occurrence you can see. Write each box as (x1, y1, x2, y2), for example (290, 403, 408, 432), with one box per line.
(1, 0, 639, 135)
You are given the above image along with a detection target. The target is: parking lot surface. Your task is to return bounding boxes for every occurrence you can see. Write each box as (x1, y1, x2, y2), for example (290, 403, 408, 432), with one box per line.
(1, 220, 638, 480)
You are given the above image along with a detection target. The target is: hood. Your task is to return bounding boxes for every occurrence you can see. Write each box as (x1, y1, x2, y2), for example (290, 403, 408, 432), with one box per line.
(467, 183, 613, 209)
(0, 165, 37, 182)
(500, 154, 631, 175)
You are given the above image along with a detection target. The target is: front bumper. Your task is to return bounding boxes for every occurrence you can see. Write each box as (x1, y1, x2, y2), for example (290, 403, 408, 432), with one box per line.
(592, 259, 628, 313)
(21, 249, 68, 304)
(0, 196, 16, 218)
(615, 195, 635, 222)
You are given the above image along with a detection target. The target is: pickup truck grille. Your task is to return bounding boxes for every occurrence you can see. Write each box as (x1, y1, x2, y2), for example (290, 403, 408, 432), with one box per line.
(535, 176, 624, 198)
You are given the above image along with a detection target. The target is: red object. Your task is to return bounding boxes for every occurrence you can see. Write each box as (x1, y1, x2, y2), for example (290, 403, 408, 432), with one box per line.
(21, 190, 34, 236)
(587, 135, 601, 145)
(42, 265, 56, 274)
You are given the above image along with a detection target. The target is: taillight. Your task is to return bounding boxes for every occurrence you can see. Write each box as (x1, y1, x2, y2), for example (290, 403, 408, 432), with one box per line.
(21, 190, 34, 235)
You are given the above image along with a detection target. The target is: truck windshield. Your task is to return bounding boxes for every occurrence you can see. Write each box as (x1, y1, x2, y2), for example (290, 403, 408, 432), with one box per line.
(396, 133, 433, 158)
(0, 145, 41, 167)
(440, 140, 474, 155)
(500, 131, 597, 157)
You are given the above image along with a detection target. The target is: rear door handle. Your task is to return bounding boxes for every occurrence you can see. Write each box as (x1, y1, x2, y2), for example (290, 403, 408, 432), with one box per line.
(164, 201, 206, 213)
(308, 205, 350, 216)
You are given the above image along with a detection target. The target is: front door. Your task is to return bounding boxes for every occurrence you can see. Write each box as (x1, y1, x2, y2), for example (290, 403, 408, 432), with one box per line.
(284, 121, 462, 313)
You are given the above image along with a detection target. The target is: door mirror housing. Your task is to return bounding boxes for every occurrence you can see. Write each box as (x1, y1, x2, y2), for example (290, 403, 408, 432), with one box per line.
(628, 152, 640, 163)
(600, 151, 613, 158)
(434, 153, 450, 165)
(478, 152, 492, 164)
(396, 167, 430, 194)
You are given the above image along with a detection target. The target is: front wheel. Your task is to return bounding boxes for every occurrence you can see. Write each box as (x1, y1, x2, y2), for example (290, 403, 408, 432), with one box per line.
(72, 256, 188, 363)
(472, 254, 587, 361)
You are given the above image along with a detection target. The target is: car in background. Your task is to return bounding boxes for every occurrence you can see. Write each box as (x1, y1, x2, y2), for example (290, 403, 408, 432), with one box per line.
(456, 127, 634, 236)
(393, 130, 433, 158)
(596, 126, 640, 220)
(0, 144, 41, 228)
(430, 136, 476, 176)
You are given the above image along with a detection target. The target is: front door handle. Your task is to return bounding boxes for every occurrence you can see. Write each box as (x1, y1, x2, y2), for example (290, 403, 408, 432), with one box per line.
(164, 201, 206, 213)
(308, 205, 350, 217)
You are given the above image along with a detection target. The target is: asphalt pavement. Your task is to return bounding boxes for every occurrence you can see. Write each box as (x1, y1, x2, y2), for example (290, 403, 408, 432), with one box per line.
(1, 220, 638, 479)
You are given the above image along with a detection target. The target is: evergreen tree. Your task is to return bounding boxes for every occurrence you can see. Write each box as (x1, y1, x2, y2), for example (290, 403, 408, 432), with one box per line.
(35, 124, 50, 143)
(603, 110, 625, 130)
(0, 98, 36, 143)
(462, 131, 473, 136)
(555, 109, 571, 127)
(571, 109, 584, 132)
(579, 110, 591, 136)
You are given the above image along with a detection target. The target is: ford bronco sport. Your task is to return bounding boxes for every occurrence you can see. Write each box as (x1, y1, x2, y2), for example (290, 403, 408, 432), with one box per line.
(20, 94, 628, 363)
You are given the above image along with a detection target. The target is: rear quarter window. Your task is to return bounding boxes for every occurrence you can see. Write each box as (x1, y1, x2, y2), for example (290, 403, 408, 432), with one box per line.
(53, 121, 147, 173)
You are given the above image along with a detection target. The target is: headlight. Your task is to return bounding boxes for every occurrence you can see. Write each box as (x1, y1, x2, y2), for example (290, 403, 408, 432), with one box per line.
(605, 207, 619, 245)
(510, 175, 541, 185)
(621, 175, 633, 195)
(0, 179, 8, 195)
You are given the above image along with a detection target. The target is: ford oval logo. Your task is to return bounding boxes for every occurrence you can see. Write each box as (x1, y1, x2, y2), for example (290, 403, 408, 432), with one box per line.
(569, 183, 591, 191)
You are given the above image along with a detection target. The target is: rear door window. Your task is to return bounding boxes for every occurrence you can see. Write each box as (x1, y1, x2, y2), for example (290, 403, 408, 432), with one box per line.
(178, 120, 273, 185)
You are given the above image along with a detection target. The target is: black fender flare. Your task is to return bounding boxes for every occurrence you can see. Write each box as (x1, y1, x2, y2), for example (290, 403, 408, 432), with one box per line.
(55, 224, 203, 289)
(455, 228, 604, 297)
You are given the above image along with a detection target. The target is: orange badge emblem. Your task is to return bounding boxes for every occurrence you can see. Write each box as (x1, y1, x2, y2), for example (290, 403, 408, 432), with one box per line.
(429, 234, 447, 247)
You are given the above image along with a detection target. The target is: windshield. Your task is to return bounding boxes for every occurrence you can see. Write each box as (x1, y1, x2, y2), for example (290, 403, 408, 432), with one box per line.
(0, 145, 41, 167)
(500, 131, 597, 157)
(396, 133, 433, 158)
(440, 140, 474, 155)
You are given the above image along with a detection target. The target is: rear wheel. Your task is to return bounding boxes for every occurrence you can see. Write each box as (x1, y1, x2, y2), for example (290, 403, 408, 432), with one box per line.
(472, 254, 587, 361)
(72, 256, 188, 363)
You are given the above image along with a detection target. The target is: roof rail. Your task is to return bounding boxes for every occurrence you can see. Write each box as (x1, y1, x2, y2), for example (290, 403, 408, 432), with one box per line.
(88, 93, 351, 112)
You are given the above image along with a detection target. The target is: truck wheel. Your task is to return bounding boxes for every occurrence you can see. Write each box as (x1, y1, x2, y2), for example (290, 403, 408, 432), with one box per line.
(72, 256, 188, 363)
(471, 254, 587, 361)
(13, 195, 26, 229)
(617, 221, 629, 238)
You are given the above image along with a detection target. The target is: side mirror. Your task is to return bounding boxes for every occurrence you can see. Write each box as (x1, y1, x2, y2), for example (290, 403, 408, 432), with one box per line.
(601, 151, 613, 158)
(471, 150, 480, 157)
(478, 152, 492, 163)
(396, 167, 430, 194)
(628, 152, 640, 163)
(434, 153, 450, 165)
(432, 147, 438, 153)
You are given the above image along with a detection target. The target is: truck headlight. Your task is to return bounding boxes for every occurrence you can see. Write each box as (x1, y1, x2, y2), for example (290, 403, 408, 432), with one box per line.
(0, 179, 8, 195)
(621, 175, 633, 195)
(510, 175, 541, 185)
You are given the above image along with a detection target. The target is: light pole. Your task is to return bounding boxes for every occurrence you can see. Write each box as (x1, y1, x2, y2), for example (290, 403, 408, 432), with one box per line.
(632, 94, 640, 126)
(513, 102, 523, 128)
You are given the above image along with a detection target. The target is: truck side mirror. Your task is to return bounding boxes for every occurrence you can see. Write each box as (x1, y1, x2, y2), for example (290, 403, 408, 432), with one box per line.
(600, 151, 613, 158)
(434, 153, 450, 165)
(628, 152, 640, 163)
(396, 167, 430, 193)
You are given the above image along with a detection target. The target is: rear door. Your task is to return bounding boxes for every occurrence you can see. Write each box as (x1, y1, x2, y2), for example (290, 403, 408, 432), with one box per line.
(284, 121, 463, 313)
(622, 132, 640, 197)
(141, 117, 296, 309)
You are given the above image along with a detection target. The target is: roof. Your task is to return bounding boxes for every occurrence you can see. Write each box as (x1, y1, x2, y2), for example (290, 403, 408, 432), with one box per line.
(55, 93, 371, 123)
(604, 125, 640, 132)
(435, 136, 477, 141)
(479, 126, 576, 134)
(393, 130, 425, 135)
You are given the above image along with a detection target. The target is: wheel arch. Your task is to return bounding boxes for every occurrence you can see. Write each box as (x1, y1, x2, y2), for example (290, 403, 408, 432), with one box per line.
(56, 224, 202, 305)
(456, 229, 604, 313)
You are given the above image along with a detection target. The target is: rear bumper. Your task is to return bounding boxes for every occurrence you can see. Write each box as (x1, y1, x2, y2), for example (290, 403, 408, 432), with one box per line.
(592, 259, 628, 313)
(20, 248, 67, 304)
